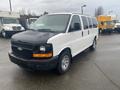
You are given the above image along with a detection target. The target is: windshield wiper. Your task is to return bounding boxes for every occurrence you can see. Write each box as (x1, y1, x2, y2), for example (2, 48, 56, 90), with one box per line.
(28, 28, 36, 31)
(37, 29, 56, 33)
(28, 28, 57, 33)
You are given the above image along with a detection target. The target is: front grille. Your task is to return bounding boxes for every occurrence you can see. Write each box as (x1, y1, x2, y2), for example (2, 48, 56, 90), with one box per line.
(12, 26, 21, 31)
(12, 41, 34, 50)
(12, 46, 33, 59)
(11, 41, 35, 59)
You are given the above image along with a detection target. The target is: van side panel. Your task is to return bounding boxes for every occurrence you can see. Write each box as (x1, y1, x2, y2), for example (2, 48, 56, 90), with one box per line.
(47, 16, 98, 57)
(47, 33, 85, 57)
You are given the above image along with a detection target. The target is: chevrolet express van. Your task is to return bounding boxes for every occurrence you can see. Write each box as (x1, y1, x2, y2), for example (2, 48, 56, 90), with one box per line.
(9, 13, 98, 74)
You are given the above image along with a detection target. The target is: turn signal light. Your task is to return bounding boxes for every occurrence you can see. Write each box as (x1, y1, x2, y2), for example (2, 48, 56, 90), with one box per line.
(32, 52, 53, 58)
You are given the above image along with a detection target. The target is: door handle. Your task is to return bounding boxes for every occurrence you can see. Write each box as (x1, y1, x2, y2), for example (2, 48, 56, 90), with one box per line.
(88, 30, 90, 35)
(82, 31, 83, 37)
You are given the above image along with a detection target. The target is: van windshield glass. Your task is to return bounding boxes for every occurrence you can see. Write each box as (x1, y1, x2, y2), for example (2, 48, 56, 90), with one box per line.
(29, 14, 71, 32)
(116, 20, 120, 23)
(3, 18, 19, 24)
(105, 21, 113, 25)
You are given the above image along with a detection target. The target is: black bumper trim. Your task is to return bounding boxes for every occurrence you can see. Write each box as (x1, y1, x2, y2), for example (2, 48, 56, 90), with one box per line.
(9, 52, 58, 70)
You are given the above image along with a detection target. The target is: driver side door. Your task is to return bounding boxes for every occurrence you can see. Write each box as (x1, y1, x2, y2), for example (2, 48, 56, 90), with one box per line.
(66, 15, 84, 56)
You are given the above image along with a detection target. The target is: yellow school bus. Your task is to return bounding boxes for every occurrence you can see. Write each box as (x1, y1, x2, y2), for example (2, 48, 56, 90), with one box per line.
(97, 15, 114, 34)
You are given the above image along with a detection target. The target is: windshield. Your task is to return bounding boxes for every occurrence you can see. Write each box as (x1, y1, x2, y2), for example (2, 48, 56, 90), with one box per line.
(29, 14, 71, 32)
(105, 21, 113, 25)
(116, 20, 120, 23)
(3, 17, 19, 24)
(100, 21, 113, 25)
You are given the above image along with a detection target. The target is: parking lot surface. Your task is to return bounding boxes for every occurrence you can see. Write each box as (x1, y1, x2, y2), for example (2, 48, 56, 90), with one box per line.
(0, 34, 120, 90)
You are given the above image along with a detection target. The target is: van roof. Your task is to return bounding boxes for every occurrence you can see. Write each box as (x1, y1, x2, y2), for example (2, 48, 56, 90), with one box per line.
(48, 13, 95, 17)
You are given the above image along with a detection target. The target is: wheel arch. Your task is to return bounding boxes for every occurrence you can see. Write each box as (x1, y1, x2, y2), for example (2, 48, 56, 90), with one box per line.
(58, 47, 72, 57)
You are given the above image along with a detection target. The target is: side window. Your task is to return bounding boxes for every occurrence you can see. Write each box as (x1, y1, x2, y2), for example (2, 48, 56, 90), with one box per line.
(81, 16, 89, 29)
(88, 17, 93, 28)
(92, 18, 98, 28)
(69, 15, 81, 32)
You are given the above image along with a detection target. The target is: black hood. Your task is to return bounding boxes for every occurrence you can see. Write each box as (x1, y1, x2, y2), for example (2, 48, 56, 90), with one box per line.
(11, 30, 59, 44)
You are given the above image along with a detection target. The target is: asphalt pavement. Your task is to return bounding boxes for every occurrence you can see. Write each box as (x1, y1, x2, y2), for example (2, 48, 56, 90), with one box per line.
(0, 34, 120, 90)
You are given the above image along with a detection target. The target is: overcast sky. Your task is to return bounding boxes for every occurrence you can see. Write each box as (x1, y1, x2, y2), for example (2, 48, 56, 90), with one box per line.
(0, 0, 120, 16)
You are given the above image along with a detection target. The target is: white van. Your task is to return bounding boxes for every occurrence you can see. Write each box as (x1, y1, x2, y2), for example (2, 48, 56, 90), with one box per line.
(9, 13, 98, 74)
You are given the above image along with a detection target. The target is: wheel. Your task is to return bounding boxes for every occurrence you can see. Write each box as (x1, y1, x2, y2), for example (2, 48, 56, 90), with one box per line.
(1, 30, 8, 38)
(90, 38, 97, 50)
(57, 50, 72, 74)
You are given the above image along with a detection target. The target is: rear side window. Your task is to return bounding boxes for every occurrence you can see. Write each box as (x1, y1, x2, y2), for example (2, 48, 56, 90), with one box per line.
(92, 18, 98, 28)
(81, 16, 89, 29)
(69, 15, 81, 32)
(88, 17, 93, 28)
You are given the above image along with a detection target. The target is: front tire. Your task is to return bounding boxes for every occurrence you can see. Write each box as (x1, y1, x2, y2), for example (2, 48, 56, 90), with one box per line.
(1, 30, 8, 38)
(57, 50, 72, 74)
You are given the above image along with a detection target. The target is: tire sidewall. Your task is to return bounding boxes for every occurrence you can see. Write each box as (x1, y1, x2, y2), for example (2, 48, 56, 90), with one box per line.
(93, 39, 96, 49)
(57, 50, 71, 74)
(1, 30, 6, 38)
(90, 38, 97, 50)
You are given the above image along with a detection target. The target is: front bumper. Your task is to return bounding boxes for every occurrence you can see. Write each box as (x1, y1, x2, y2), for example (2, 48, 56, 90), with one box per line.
(101, 29, 113, 33)
(3, 30, 25, 38)
(8, 52, 58, 70)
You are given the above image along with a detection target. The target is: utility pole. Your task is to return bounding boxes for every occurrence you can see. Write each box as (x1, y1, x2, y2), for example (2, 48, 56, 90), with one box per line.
(9, 0, 12, 13)
(81, 5, 86, 14)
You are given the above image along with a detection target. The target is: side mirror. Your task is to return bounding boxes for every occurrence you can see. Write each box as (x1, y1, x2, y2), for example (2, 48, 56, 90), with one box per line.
(69, 23, 81, 32)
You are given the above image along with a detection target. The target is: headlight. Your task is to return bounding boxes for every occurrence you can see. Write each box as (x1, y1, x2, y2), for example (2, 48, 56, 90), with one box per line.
(39, 44, 53, 52)
(33, 44, 53, 58)
(39, 46, 46, 52)
(21, 27, 25, 30)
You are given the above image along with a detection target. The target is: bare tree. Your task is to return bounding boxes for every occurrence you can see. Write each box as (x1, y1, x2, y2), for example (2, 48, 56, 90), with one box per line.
(95, 6, 104, 17)
(19, 8, 26, 15)
(27, 9, 32, 16)
(31, 12, 36, 16)
(43, 11, 48, 15)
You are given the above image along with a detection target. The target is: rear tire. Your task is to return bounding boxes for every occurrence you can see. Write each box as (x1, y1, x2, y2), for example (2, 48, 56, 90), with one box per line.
(90, 38, 97, 50)
(57, 50, 72, 74)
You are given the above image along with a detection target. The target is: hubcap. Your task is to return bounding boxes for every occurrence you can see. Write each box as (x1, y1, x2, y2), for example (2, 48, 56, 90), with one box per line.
(93, 41, 96, 49)
(61, 55, 70, 71)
